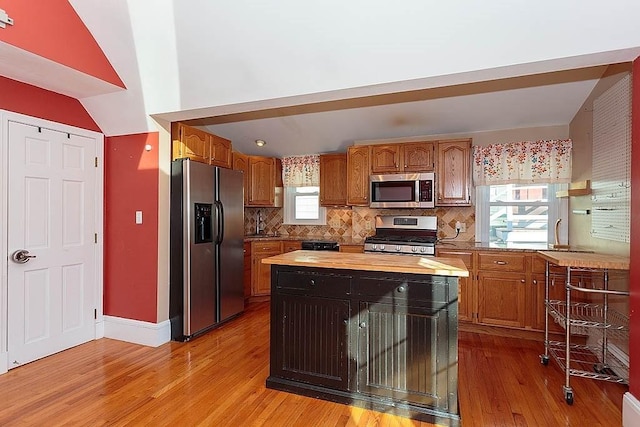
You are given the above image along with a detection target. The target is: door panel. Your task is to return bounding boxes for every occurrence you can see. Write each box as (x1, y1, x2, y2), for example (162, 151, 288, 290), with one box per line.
(7, 122, 97, 368)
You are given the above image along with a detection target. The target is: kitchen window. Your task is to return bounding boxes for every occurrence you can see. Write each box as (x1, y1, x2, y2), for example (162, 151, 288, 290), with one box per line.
(283, 186, 326, 225)
(476, 183, 568, 247)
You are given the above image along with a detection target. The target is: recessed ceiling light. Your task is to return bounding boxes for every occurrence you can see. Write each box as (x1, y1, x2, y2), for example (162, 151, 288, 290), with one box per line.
(255, 139, 266, 147)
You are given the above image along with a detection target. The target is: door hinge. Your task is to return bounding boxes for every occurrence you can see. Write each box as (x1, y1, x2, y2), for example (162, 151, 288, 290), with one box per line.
(94, 233, 98, 244)
(95, 157, 98, 167)
(94, 309, 97, 320)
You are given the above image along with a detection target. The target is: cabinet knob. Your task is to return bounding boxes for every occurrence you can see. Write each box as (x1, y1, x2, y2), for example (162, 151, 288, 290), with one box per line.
(520, 279, 525, 283)
(310, 279, 315, 286)
(396, 286, 406, 293)
(359, 322, 366, 328)
(533, 279, 538, 285)
(343, 319, 349, 325)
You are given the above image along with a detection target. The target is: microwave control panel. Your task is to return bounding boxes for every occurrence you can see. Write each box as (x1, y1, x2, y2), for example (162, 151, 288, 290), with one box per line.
(419, 180, 433, 202)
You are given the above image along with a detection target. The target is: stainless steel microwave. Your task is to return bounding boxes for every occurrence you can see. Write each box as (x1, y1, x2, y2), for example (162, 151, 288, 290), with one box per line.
(370, 173, 435, 208)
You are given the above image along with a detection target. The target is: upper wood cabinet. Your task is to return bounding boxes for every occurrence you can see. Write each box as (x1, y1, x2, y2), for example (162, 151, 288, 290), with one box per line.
(209, 133, 232, 168)
(370, 142, 435, 174)
(172, 122, 210, 164)
(172, 122, 232, 168)
(319, 153, 347, 206)
(232, 152, 249, 205)
(346, 146, 370, 206)
(371, 145, 400, 173)
(402, 142, 434, 172)
(436, 139, 471, 206)
(233, 153, 282, 207)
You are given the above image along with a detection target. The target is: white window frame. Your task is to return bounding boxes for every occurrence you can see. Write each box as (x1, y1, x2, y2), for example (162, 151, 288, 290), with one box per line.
(476, 183, 568, 245)
(283, 186, 327, 226)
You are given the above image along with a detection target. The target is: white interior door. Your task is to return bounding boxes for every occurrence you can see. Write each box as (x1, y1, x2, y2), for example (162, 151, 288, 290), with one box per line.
(7, 121, 97, 368)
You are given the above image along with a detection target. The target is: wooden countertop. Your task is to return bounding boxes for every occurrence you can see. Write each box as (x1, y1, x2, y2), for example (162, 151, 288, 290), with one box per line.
(537, 251, 630, 270)
(262, 250, 469, 277)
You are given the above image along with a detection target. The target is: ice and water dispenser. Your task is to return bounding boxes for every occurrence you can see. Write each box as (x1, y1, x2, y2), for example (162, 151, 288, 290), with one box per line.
(194, 203, 213, 243)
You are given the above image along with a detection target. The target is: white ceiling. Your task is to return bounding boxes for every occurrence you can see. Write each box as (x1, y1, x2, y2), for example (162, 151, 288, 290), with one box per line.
(194, 66, 606, 158)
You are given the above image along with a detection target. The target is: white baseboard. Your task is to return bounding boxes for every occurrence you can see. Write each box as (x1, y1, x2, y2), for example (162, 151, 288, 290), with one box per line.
(95, 320, 105, 339)
(103, 316, 171, 347)
(623, 392, 640, 427)
(0, 351, 6, 374)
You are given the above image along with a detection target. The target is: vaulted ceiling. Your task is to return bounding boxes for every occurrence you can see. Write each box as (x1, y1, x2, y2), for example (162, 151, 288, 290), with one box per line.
(1, 1, 640, 157)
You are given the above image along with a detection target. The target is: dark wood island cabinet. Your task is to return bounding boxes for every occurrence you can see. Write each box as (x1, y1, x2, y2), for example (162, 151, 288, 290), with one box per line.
(262, 251, 468, 425)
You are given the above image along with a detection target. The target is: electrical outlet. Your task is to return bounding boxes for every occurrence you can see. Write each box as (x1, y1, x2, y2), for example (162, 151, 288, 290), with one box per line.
(459, 222, 467, 233)
(329, 219, 340, 228)
(365, 221, 372, 230)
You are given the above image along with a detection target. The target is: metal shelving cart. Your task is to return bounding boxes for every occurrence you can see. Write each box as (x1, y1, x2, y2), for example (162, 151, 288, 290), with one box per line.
(537, 251, 630, 405)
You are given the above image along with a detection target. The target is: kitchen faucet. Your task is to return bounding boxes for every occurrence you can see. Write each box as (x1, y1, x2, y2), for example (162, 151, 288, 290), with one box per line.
(256, 210, 264, 235)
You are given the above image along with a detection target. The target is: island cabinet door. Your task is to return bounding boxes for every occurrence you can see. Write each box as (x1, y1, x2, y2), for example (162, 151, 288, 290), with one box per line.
(356, 301, 454, 413)
(272, 295, 351, 390)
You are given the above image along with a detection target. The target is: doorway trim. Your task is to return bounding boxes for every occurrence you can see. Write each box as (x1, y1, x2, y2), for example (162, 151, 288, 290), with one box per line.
(0, 110, 104, 374)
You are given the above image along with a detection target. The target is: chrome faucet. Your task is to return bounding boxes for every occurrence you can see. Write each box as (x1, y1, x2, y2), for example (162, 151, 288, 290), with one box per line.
(256, 210, 264, 235)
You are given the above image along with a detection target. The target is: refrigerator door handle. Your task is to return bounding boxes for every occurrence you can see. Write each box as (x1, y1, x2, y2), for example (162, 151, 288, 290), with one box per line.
(215, 200, 224, 245)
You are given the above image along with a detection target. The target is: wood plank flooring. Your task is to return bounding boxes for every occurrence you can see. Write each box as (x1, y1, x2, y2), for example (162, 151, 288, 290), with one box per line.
(0, 302, 626, 426)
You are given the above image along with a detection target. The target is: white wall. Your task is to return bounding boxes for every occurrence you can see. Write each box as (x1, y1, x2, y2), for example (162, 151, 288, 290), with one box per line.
(74, 1, 640, 136)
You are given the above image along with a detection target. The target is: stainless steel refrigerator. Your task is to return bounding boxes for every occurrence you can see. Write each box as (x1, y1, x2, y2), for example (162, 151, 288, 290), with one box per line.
(170, 159, 244, 341)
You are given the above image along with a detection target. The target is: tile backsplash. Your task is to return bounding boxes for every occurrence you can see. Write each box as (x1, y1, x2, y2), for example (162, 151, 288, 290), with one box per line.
(245, 206, 475, 241)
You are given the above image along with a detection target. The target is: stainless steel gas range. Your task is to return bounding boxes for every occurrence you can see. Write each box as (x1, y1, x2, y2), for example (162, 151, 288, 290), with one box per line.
(364, 215, 438, 256)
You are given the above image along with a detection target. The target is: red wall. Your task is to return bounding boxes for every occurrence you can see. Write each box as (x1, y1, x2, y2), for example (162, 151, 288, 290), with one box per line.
(104, 133, 159, 323)
(630, 57, 640, 397)
(0, 0, 124, 88)
(0, 76, 100, 132)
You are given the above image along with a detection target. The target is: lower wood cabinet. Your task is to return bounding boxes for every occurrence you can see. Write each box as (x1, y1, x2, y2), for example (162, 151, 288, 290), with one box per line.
(268, 265, 460, 423)
(243, 242, 252, 299)
(436, 249, 473, 322)
(251, 241, 282, 296)
(477, 271, 526, 328)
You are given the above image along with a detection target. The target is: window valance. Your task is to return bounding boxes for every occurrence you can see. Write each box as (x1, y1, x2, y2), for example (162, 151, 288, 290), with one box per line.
(282, 154, 320, 187)
(472, 139, 572, 186)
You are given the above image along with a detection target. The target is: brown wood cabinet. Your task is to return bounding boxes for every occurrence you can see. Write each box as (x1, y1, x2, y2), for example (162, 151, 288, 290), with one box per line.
(243, 242, 252, 299)
(436, 248, 473, 322)
(319, 153, 347, 206)
(370, 145, 401, 173)
(346, 146, 370, 206)
(436, 139, 471, 206)
(172, 122, 232, 168)
(282, 240, 302, 253)
(209, 133, 232, 168)
(339, 244, 364, 253)
(251, 240, 283, 296)
(370, 142, 435, 174)
(402, 142, 435, 172)
(232, 152, 249, 205)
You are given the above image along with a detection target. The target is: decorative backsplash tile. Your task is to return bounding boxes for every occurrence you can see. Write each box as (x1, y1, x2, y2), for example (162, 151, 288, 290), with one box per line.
(245, 206, 476, 241)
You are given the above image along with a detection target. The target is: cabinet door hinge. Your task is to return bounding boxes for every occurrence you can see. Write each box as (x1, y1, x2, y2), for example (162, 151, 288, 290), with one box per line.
(95, 157, 98, 167)
(94, 233, 98, 244)
(94, 309, 97, 320)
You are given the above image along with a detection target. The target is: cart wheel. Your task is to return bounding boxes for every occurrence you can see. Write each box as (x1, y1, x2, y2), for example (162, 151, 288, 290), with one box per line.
(565, 391, 574, 405)
(540, 355, 549, 366)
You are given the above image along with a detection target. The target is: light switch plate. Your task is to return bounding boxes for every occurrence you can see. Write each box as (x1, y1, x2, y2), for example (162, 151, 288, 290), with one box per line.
(135, 210, 143, 224)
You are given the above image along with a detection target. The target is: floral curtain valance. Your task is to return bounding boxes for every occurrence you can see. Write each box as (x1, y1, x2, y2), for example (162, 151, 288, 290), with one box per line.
(282, 154, 320, 187)
(472, 139, 572, 186)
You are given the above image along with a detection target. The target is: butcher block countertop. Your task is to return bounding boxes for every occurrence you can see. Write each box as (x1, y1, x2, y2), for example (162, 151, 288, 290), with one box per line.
(537, 251, 630, 270)
(262, 250, 469, 277)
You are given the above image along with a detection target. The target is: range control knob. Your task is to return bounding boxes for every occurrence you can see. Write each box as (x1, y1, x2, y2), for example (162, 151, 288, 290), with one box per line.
(372, 244, 378, 250)
(380, 245, 385, 251)
(411, 246, 418, 253)
(395, 245, 402, 251)
(420, 246, 427, 253)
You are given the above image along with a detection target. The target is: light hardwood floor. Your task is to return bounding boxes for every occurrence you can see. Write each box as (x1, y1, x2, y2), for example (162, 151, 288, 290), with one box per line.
(0, 302, 626, 426)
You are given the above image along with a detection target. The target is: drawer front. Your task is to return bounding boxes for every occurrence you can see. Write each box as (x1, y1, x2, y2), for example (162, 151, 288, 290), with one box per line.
(252, 240, 282, 253)
(282, 241, 302, 253)
(436, 249, 474, 269)
(354, 275, 451, 305)
(276, 270, 351, 297)
(478, 252, 526, 272)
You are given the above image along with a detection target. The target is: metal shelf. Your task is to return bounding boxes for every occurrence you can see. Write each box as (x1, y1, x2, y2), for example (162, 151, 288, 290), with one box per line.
(546, 341, 628, 384)
(546, 300, 628, 340)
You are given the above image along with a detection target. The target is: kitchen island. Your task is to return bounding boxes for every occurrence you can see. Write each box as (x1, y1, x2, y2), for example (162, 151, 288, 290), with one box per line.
(262, 251, 468, 425)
